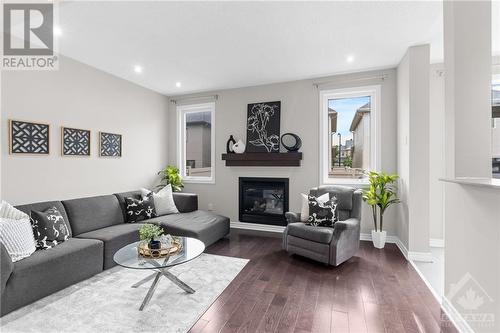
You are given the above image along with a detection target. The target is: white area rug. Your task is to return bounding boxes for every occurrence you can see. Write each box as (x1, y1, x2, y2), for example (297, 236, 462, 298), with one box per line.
(0, 254, 248, 333)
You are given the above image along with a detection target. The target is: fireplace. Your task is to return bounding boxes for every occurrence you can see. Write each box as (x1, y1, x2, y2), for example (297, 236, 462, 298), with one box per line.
(239, 177, 289, 226)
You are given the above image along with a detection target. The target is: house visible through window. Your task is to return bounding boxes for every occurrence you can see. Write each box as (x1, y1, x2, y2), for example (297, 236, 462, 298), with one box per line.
(320, 86, 380, 184)
(177, 102, 215, 183)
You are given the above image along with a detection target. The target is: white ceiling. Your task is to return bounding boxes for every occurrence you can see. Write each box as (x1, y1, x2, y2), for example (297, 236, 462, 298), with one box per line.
(53, 1, 445, 95)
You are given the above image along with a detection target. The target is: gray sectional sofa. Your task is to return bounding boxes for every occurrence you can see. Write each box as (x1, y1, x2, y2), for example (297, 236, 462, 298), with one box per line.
(0, 190, 230, 316)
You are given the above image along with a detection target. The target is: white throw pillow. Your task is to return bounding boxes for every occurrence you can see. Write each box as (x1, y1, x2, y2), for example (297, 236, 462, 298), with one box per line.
(0, 201, 36, 262)
(0, 200, 29, 220)
(300, 193, 329, 222)
(141, 184, 179, 216)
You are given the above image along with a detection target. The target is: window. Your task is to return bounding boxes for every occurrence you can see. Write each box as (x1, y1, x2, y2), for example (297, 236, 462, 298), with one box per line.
(177, 102, 215, 183)
(319, 86, 380, 184)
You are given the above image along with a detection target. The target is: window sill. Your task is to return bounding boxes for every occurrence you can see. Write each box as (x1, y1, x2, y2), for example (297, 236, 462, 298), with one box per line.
(322, 178, 370, 188)
(183, 178, 215, 185)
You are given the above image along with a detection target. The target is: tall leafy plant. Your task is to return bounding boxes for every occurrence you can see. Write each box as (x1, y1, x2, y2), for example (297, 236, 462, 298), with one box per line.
(157, 165, 184, 192)
(362, 171, 400, 232)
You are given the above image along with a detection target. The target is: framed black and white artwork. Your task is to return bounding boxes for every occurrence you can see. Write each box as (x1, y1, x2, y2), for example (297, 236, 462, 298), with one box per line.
(9, 119, 50, 155)
(246, 101, 281, 153)
(61, 127, 91, 156)
(99, 132, 122, 157)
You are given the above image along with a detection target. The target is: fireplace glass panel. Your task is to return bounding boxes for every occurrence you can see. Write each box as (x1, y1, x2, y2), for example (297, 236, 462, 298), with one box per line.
(242, 187, 285, 216)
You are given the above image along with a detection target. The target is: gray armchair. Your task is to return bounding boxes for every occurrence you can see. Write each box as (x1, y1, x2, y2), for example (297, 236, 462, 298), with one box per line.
(283, 185, 362, 266)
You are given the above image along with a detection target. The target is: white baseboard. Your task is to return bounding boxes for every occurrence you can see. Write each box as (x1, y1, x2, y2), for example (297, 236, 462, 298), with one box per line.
(360, 233, 433, 262)
(430, 238, 445, 247)
(408, 259, 442, 303)
(442, 297, 475, 333)
(408, 251, 433, 262)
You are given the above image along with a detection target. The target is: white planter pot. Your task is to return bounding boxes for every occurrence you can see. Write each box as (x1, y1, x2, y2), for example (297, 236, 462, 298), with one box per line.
(371, 230, 387, 249)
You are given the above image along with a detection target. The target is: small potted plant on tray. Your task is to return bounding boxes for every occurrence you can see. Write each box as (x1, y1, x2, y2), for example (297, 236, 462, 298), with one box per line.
(139, 224, 164, 250)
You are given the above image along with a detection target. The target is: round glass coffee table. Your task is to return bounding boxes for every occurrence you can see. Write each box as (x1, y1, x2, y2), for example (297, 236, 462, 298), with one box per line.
(113, 237, 205, 310)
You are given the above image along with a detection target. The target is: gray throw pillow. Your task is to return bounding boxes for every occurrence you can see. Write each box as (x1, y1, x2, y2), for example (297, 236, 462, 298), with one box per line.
(31, 207, 70, 250)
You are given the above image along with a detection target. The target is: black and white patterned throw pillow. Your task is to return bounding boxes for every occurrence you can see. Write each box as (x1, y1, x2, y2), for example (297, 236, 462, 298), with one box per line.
(31, 207, 70, 250)
(306, 195, 338, 227)
(125, 193, 157, 223)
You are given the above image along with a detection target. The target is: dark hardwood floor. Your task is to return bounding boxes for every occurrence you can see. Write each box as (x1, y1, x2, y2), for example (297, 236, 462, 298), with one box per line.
(189, 233, 457, 333)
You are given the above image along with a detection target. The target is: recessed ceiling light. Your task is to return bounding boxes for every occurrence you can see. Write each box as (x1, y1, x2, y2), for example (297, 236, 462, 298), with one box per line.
(346, 55, 355, 63)
(175, 82, 182, 88)
(53, 26, 62, 37)
(134, 65, 143, 74)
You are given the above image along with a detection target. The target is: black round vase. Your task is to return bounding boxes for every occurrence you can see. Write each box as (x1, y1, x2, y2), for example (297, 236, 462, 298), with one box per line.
(149, 240, 161, 250)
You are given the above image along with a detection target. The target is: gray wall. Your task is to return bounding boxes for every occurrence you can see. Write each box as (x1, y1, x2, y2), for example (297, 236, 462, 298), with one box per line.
(168, 69, 398, 236)
(1, 56, 169, 205)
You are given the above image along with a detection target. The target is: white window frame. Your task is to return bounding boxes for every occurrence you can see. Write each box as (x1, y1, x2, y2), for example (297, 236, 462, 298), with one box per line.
(177, 102, 216, 184)
(319, 85, 381, 185)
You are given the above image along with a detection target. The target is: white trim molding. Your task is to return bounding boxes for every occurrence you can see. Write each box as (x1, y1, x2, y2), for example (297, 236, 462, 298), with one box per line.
(430, 238, 445, 247)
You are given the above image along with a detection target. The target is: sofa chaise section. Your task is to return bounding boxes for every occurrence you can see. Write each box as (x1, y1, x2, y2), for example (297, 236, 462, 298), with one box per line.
(147, 210, 230, 247)
(114, 190, 229, 247)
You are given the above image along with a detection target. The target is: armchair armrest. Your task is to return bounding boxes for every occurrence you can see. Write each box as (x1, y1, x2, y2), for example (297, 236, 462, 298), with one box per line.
(330, 218, 361, 266)
(333, 217, 360, 233)
(173, 192, 198, 213)
(285, 212, 302, 224)
(332, 218, 360, 246)
(1, 242, 13, 294)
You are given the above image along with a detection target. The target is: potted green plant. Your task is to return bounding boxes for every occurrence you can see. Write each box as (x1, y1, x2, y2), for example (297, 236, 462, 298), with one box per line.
(157, 165, 184, 192)
(362, 171, 400, 249)
(139, 224, 164, 249)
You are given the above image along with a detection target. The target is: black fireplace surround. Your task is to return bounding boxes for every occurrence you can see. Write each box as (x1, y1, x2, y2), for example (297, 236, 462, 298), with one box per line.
(239, 177, 289, 226)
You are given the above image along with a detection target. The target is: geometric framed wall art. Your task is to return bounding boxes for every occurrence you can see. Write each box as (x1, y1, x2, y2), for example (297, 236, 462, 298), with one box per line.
(61, 127, 91, 156)
(99, 132, 122, 157)
(9, 119, 50, 155)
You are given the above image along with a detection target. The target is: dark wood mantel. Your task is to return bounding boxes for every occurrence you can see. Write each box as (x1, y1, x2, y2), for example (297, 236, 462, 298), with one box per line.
(221, 152, 303, 166)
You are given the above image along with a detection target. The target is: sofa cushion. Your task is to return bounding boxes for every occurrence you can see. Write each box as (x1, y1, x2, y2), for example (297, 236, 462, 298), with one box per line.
(15, 201, 72, 237)
(62, 195, 124, 236)
(76, 223, 145, 269)
(0, 238, 103, 316)
(147, 210, 229, 247)
(287, 222, 334, 244)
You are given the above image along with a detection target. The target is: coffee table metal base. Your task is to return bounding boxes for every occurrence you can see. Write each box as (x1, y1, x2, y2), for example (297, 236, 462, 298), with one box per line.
(132, 269, 195, 311)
